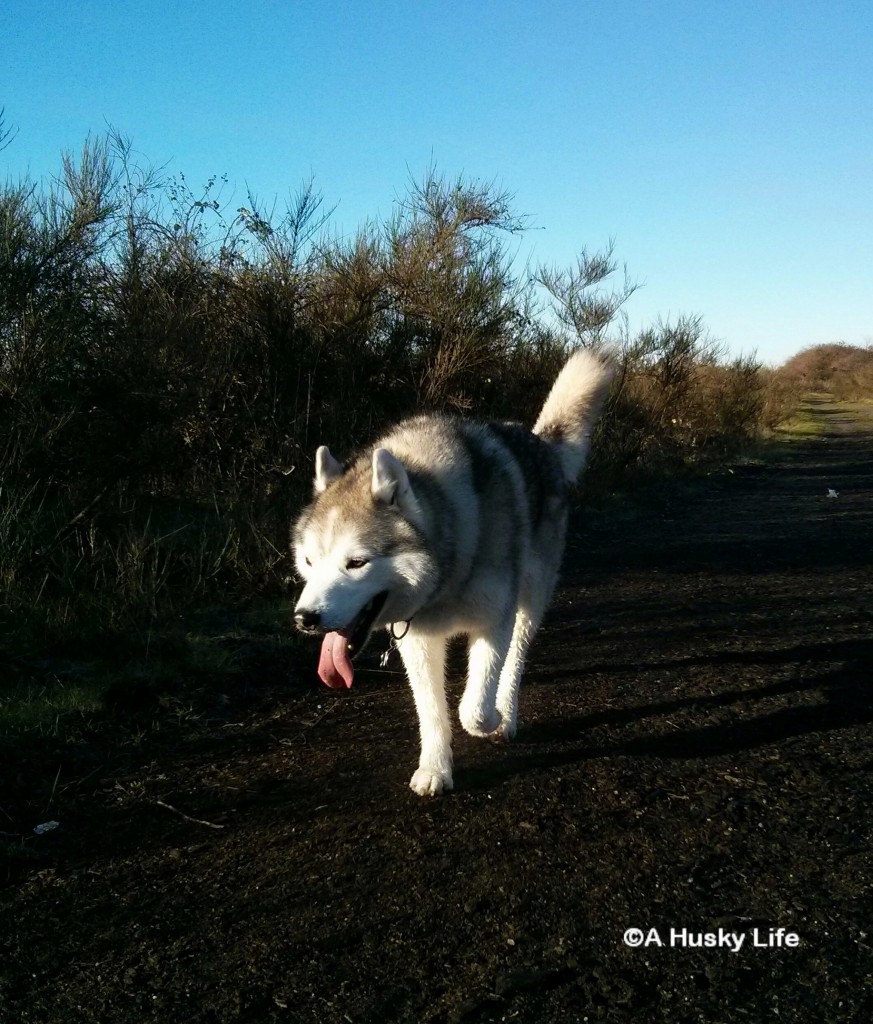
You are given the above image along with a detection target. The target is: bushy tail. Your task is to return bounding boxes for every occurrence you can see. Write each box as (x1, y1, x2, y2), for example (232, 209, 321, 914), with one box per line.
(533, 348, 615, 483)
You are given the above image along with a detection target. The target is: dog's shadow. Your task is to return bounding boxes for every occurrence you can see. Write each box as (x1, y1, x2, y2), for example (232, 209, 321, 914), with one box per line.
(458, 653, 873, 793)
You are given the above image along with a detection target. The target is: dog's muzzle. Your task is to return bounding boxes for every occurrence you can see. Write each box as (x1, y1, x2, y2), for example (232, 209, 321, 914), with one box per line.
(294, 608, 322, 633)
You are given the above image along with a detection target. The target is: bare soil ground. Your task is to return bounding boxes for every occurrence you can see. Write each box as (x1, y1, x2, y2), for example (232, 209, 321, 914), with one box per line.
(2, 399, 872, 1024)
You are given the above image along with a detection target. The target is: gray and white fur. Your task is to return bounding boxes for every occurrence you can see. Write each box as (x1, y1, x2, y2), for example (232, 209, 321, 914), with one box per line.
(292, 349, 614, 796)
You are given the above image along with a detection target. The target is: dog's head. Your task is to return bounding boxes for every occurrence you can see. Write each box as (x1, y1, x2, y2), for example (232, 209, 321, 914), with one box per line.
(291, 445, 436, 687)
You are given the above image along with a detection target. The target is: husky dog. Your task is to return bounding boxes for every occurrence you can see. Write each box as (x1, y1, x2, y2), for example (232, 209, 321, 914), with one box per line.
(292, 350, 614, 796)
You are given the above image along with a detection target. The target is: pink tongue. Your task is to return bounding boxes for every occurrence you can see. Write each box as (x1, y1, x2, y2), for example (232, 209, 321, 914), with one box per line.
(317, 631, 355, 689)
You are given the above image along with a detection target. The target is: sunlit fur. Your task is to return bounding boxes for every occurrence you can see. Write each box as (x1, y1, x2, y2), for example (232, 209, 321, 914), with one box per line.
(293, 349, 614, 795)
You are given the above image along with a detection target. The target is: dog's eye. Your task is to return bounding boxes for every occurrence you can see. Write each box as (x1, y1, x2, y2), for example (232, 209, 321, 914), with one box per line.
(346, 557, 369, 570)
(304, 556, 312, 567)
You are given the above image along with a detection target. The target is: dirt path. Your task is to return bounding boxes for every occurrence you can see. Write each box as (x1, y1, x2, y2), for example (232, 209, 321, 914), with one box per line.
(3, 400, 873, 1024)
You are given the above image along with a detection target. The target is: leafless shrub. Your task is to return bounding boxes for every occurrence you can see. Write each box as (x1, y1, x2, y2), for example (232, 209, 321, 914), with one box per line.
(0, 133, 780, 651)
(536, 241, 637, 349)
(592, 318, 776, 484)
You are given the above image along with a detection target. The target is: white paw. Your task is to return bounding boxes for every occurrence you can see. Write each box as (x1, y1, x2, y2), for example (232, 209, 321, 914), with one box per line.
(409, 767, 453, 797)
(459, 706, 502, 738)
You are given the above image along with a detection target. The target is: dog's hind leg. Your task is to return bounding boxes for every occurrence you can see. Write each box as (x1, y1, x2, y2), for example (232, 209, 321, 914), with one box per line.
(493, 608, 540, 741)
(398, 632, 453, 797)
(494, 559, 561, 741)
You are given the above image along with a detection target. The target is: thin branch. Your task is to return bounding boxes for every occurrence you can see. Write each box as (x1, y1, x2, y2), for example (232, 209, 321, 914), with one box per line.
(155, 799, 225, 830)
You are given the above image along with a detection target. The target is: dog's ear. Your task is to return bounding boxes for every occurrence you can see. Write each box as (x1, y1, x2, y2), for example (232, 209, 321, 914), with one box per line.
(314, 446, 343, 493)
(371, 448, 412, 507)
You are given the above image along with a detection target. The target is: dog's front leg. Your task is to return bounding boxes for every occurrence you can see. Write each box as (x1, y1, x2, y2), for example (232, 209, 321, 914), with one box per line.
(397, 632, 452, 797)
(459, 618, 513, 738)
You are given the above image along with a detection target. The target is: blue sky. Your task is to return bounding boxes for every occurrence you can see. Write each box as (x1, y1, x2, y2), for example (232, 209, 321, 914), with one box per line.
(3, 0, 871, 364)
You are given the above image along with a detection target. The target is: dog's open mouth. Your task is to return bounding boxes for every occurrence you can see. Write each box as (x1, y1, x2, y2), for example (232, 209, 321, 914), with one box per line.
(317, 591, 388, 689)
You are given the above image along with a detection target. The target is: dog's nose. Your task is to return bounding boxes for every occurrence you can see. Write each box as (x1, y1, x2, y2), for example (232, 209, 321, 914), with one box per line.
(295, 608, 321, 632)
